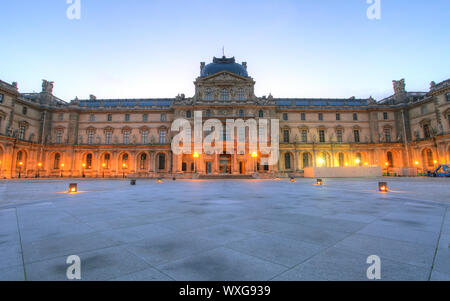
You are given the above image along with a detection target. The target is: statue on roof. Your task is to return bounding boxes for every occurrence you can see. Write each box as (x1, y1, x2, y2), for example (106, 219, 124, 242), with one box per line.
(42, 80, 54, 94)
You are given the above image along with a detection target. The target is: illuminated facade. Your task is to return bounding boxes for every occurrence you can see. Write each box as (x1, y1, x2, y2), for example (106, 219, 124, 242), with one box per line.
(0, 56, 449, 179)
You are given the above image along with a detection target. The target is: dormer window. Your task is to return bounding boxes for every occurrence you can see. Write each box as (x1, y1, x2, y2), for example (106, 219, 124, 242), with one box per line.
(259, 110, 264, 118)
(186, 110, 192, 118)
(221, 89, 229, 101)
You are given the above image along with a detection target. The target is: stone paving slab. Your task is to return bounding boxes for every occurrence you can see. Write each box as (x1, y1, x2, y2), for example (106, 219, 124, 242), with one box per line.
(0, 178, 448, 281)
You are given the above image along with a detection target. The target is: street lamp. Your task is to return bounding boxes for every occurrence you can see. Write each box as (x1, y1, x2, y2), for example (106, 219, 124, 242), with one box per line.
(122, 163, 127, 178)
(18, 161, 23, 179)
(251, 151, 258, 173)
(193, 152, 199, 173)
(60, 163, 64, 178)
(37, 162, 42, 178)
(82, 163, 86, 178)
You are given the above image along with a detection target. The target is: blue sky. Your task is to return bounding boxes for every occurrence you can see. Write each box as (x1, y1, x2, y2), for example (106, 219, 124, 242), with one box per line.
(1, 0, 449, 101)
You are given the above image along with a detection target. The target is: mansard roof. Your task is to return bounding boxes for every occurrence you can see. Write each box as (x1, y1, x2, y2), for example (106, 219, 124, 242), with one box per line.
(274, 98, 370, 108)
(77, 98, 174, 108)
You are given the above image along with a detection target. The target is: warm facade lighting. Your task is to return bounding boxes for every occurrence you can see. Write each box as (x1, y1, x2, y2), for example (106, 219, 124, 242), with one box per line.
(355, 159, 361, 165)
(69, 183, 78, 193)
(317, 158, 324, 165)
(37, 162, 42, 167)
(385, 162, 389, 166)
(61, 163, 65, 168)
(414, 161, 420, 165)
(82, 163, 86, 168)
(251, 152, 258, 158)
(193, 152, 199, 158)
(364, 162, 369, 166)
(379, 182, 388, 192)
(433, 160, 438, 164)
(19, 161, 23, 166)
(102, 163, 106, 168)
(344, 162, 348, 166)
(157, 178, 163, 183)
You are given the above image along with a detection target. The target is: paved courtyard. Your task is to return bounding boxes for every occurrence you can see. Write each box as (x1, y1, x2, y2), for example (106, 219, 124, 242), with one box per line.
(0, 177, 449, 281)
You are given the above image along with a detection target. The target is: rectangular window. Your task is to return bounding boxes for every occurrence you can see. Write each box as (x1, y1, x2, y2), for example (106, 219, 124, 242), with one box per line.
(421, 106, 427, 115)
(105, 132, 112, 144)
(56, 130, 63, 144)
(446, 93, 450, 102)
(336, 113, 340, 121)
(161, 114, 166, 121)
(142, 131, 148, 144)
(0, 116, 2, 132)
(354, 130, 360, 143)
(301, 130, 307, 143)
(107, 114, 112, 122)
(283, 113, 288, 121)
(143, 114, 148, 122)
(423, 124, 431, 138)
(301, 113, 306, 121)
(319, 130, 325, 143)
(383, 112, 388, 120)
(59, 113, 63, 121)
(318, 113, 323, 121)
(353, 113, 358, 121)
(125, 114, 130, 122)
(87, 131, 94, 144)
(283, 130, 289, 143)
(22, 107, 28, 115)
(89, 114, 95, 122)
(123, 132, 130, 144)
(160, 130, 167, 144)
(19, 126, 26, 140)
(337, 130, 343, 143)
(0, 93, 3, 103)
(384, 129, 391, 142)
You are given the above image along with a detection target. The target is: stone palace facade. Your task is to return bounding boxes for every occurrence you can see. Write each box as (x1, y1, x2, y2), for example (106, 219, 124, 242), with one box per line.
(0, 56, 449, 178)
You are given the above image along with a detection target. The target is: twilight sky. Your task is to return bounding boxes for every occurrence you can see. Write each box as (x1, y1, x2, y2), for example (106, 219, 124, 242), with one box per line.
(1, 0, 449, 101)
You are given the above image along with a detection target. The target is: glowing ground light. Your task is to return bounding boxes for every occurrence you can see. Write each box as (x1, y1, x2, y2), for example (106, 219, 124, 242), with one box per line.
(379, 182, 388, 192)
(317, 179, 323, 185)
(290, 177, 296, 183)
(157, 178, 163, 183)
(69, 183, 78, 193)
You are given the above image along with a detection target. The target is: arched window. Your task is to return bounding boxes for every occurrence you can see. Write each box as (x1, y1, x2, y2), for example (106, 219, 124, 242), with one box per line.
(221, 89, 229, 101)
(122, 154, 129, 168)
(16, 151, 24, 168)
(140, 154, 147, 170)
(338, 153, 345, 167)
(259, 110, 264, 118)
(285, 153, 291, 170)
(54, 153, 61, 169)
(387, 152, 394, 168)
(158, 154, 166, 170)
(104, 154, 111, 168)
(426, 149, 433, 166)
(303, 153, 311, 168)
(86, 154, 93, 169)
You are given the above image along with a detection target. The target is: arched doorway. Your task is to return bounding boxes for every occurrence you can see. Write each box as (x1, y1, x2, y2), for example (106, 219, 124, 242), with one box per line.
(338, 152, 345, 167)
(422, 148, 434, 169)
(317, 152, 330, 167)
(387, 151, 394, 168)
(157, 153, 166, 171)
